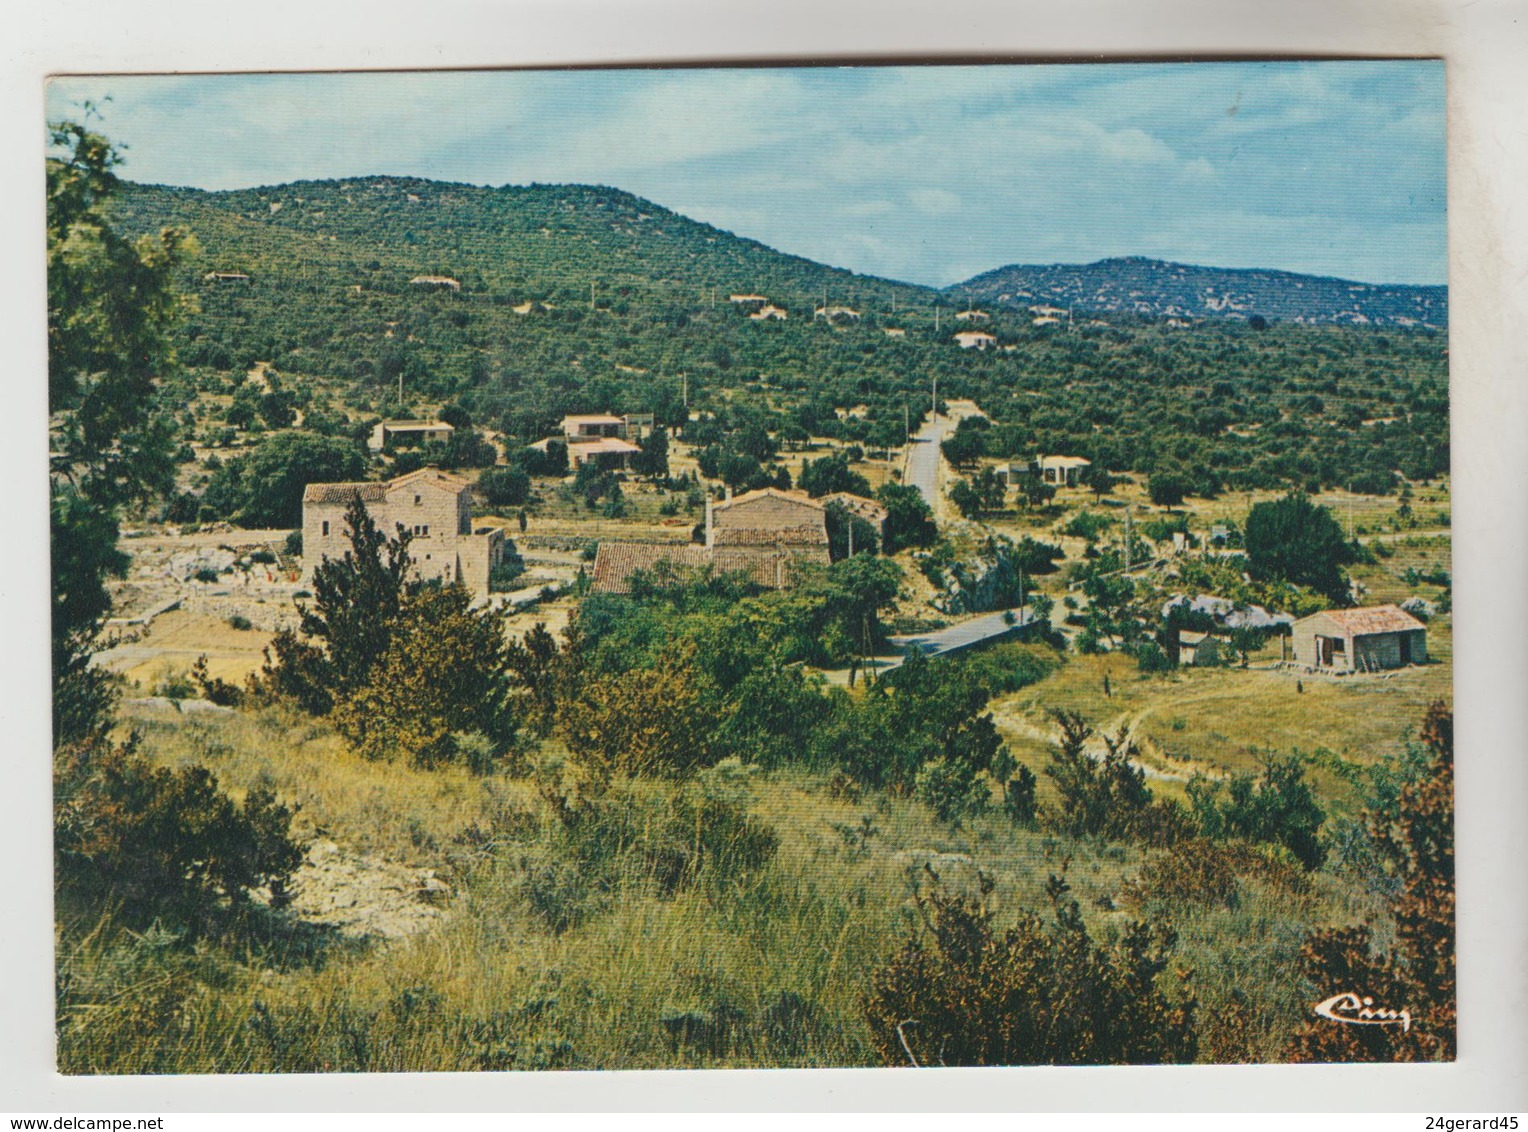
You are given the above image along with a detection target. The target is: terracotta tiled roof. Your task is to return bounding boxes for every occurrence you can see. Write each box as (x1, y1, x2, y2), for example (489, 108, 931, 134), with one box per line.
(712, 525, 828, 548)
(303, 481, 387, 505)
(1308, 604, 1427, 636)
(568, 436, 641, 455)
(711, 545, 830, 588)
(591, 542, 709, 593)
(303, 466, 470, 505)
(711, 487, 824, 514)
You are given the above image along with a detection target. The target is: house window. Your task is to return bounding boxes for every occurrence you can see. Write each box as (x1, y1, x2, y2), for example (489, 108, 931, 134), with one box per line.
(322, 521, 329, 536)
(414, 494, 422, 506)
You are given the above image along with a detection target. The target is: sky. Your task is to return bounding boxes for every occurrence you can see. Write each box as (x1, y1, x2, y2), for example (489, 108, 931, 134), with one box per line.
(45, 62, 1447, 289)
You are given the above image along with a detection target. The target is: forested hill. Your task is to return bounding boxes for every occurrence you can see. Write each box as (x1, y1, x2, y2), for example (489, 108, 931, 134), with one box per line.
(113, 176, 934, 313)
(104, 175, 1450, 497)
(951, 257, 1447, 329)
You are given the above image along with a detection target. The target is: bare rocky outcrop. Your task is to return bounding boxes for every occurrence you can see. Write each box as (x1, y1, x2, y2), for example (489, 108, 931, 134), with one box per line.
(278, 839, 452, 940)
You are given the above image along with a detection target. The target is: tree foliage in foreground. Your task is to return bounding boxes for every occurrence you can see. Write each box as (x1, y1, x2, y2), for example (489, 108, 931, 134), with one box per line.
(49, 120, 193, 745)
(259, 496, 516, 766)
(864, 875, 1196, 1066)
(1284, 703, 1455, 1061)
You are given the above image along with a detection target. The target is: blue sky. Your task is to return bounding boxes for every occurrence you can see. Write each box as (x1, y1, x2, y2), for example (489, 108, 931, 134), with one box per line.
(45, 62, 1446, 288)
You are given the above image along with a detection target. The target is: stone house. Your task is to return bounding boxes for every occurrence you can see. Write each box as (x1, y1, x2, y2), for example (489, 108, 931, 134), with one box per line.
(368, 419, 456, 452)
(301, 467, 506, 602)
(1038, 454, 1092, 487)
(591, 488, 831, 594)
(706, 488, 829, 550)
(954, 330, 998, 350)
(1290, 604, 1428, 673)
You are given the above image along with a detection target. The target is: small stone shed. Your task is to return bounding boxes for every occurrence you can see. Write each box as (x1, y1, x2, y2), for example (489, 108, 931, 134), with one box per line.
(1177, 630, 1222, 667)
(1290, 604, 1428, 673)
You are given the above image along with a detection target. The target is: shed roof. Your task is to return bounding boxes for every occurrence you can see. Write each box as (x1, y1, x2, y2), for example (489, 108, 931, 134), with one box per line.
(563, 414, 626, 426)
(1300, 604, 1426, 636)
(711, 487, 824, 514)
(591, 542, 709, 593)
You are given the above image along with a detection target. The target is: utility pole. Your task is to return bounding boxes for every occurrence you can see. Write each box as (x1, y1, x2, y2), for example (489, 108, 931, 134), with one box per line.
(904, 403, 910, 442)
(931, 372, 938, 418)
(1124, 508, 1133, 571)
(590, 279, 596, 311)
(682, 372, 689, 410)
(934, 304, 941, 333)
(398, 371, 404, 413)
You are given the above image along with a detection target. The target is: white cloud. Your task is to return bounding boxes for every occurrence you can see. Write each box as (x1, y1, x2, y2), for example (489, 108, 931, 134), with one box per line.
(43, 63, 1446, 287)
(908, 187, 960, 216)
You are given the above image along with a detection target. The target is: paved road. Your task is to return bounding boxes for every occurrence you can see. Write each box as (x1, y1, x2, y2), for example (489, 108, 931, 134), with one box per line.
(889, 606, 1036, 661)
(903, 413, 953, 511)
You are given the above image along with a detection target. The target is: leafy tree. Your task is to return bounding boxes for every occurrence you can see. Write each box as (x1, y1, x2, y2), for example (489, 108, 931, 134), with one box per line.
(1285, 704, 1454, 1061)
(332, 584, 515, 767)
(1244, 492, 1354, 604)
(259, 384, 297, 430)
(825, 501, 880, 559)
(1226, 624, 1269, 666)
(1043, 711, 1185, 844)
(798, 451, 872, 497)
(504, 622, 565, 735)
(477, 465, 531, 508)
(1020, 475, 1056, 510)
(1084, 465, 1120, 500)
(1188, 756, 1326, 869)
(864, 876, 1196, 1066)
(949, 477, 983, 520)
(1148, 471, 1190, 511)
(875, 482, 937, 552)
(204, 431, 367, 529)
(48, 120, 192, 744)
(630, 426, 670, 479)
(940, 426, 985, 468)
(260, 495, 411, 708)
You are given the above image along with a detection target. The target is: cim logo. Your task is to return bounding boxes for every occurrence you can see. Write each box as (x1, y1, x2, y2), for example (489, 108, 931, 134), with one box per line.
(1313, 991, 1412, 1032)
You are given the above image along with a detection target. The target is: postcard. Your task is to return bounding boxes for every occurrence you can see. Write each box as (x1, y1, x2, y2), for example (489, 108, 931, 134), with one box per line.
(37, 57, 1479, 1092)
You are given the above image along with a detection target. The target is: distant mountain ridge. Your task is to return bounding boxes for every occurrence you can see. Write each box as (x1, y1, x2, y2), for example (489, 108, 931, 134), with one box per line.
(949, 256, 1446, 328)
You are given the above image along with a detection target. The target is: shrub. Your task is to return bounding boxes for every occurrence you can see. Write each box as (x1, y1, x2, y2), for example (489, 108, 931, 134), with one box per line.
(190, 655, 244, 707)
(227, 614, 253, 631)
(1282, 704, 1455, 1062)
(1122, 838, 1309, 914)
(560, 642, 720, 781)
(1188, 755, 1326, 869)
(914, 757, 989, 825)
(863, 875, 1196, 1066)
(54, 735, 303, 934)
(1043, 711, 1186, 844)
